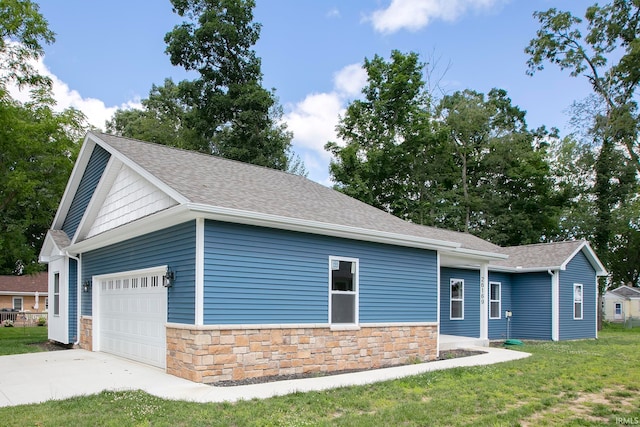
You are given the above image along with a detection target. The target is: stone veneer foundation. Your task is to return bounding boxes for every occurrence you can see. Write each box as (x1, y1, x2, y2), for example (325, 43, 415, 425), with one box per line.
(166, 323, 438, 383)
(79, 316, 92, 351)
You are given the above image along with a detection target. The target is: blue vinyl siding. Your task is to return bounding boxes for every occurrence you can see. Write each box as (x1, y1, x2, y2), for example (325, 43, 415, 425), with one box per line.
(68, 258, 78, 342)
(82, 221, 196, 323)
(559, 251, 597, 340)
(62, 145, 110, 239)
(203, 221, 438, 325)
(439, 268, 480, 337)
(488, 272, 512, 340)
(510, 272, 552, 340)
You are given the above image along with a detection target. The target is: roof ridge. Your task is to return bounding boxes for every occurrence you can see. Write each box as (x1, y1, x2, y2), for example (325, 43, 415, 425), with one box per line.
(94, 131, 309, 181)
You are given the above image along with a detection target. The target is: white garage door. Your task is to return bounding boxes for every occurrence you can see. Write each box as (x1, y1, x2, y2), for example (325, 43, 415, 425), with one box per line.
(96, 266, 167, 368)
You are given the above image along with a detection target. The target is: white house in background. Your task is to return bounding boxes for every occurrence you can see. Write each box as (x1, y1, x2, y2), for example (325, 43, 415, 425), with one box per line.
(603, 285, 640, 322)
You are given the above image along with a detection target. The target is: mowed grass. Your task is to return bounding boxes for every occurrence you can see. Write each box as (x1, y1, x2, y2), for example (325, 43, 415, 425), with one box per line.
(0, 324, 639, 426)
(0, 325, 48, 355)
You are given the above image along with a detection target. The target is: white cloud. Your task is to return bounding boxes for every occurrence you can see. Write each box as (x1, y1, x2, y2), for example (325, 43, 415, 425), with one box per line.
(368, 0, 505, 33)
(326, 8, 341, 18)
(6, 53, 141, 130)
(285, 62, 365, 156)
(333, 64, 367, 97)
(283, 62, 366, 185)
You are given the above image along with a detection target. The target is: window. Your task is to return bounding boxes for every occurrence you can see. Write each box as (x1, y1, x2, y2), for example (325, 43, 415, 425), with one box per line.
(329, 257, 358, 324)
(573, 284, 583, 320)
(54, 272, 60, 316)
(450, 279, 464, 320)
(489, 282, 501, 319)
(12, 297, 23, 311)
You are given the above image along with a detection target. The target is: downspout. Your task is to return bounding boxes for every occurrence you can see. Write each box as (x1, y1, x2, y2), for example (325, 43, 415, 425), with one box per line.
(548, 269, 559, 341)
(66, 252, 81, 346)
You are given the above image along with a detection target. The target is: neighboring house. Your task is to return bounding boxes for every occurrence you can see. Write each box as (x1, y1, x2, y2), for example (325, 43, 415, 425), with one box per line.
(0, 272, 48, 314)
(39, 132, 607, 383)
(603, 285, 640, 322)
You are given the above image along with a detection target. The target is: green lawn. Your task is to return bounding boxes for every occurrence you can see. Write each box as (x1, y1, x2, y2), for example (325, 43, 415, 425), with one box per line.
(1, 324, 639, 426)
(0, 325, 48, 355)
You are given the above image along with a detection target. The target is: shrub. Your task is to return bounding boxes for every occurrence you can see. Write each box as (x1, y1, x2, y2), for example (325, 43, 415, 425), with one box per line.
(37, 317, 46, 326)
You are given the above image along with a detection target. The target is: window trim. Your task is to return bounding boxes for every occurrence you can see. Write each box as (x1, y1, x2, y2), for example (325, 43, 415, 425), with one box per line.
(12, 296, 23, 311)
(489, 281, 501, 320)
(53, 272, 60, 317)
(328, 256, 359, 326)
(450, 278, 464, 320)
(573, 283, 583, 320)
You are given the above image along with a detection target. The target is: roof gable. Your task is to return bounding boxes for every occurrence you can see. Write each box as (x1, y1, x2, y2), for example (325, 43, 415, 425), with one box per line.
(86, 132, 504, 257)
(609, 285, 640, 299)
(490, 240, 607, 275)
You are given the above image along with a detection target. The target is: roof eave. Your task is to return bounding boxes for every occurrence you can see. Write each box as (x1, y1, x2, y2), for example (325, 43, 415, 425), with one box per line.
(187, 203, 463, 252)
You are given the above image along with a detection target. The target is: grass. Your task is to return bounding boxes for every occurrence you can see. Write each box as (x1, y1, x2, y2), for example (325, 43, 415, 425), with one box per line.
(0, 325, 48, 355)
(1, 323, 639, 426)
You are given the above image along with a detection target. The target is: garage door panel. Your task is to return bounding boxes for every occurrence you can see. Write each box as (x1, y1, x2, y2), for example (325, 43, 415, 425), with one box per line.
(98, 270, 167, 368)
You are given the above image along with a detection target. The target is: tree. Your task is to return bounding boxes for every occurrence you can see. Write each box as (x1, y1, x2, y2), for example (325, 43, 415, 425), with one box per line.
(526, 1, 640, 284)
(327, 51, 557, 246)
(108, 0, 303, 173)
(1, 0, 86, 274)
(326, 50, 453, 225)
(437, 89, 559, 245)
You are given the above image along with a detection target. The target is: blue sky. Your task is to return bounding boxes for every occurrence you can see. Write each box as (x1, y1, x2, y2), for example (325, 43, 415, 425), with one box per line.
(27, 0, 595, 184)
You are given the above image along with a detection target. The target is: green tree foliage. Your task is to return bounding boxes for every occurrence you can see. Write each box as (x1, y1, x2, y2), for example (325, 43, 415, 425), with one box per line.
(437, 89, 558, 246)
(0, 0, 86, 274)
(109, 0, 304, 174)
(526, 0, 640, 285)
(326, 51, 452, 225)
(327, 51, 557, 246)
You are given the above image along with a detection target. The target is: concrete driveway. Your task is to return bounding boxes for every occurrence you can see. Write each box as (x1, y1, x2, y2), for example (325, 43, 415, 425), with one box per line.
(0, 347, 530, 407)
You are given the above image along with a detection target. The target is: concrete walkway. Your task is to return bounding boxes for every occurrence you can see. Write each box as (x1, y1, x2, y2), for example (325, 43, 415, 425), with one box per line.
(0, 347, 530, 407)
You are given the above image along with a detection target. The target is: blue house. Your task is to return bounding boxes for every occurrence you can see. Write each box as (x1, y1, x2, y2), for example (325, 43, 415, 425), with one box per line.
(39, 132, 606, 383)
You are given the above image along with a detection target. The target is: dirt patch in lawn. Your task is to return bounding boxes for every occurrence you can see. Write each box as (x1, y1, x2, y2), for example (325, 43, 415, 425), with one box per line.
(211, 349, 485, 387)
(520, 387, 639, 426)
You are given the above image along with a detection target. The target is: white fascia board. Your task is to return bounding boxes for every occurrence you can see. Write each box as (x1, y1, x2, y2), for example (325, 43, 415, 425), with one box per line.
(449, 247, 508, 261)
(489, 265, 563, 274)
(90, 133, 190, 205)
(561, 241, 608, 276)
(66, 204, 193, 254)
(186, 202, 462, 252)
(0, 292, 47, 296)
(51, 135, 97, 230)
(38, 231, 66, 263)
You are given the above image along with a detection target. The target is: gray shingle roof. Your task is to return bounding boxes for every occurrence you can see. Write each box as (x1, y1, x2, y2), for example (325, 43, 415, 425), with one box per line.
(49, 229, 71, 250)
(94, 132, 502, 254)
(609, 286, 640, 298)
(491, 240, 585, 270)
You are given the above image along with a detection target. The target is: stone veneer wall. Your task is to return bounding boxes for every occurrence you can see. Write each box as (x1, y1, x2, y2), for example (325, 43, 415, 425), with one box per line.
(79, 316, 92, 351)
(166, 324, 438, 383)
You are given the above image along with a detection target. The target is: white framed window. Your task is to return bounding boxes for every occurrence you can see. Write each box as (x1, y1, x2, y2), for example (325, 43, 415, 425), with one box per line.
(12, 297, 23, 311)
(573, 283, 583, 320)
(53, 272, 60, 316)
(450, 278, 464, 320)
(329, 256, 359, 324)
(489, 282, 501, 319)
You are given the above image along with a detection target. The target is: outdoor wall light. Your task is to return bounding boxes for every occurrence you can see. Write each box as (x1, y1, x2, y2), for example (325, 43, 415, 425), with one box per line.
(163, 268, 175, 288)
(82, 280, 91, 293)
